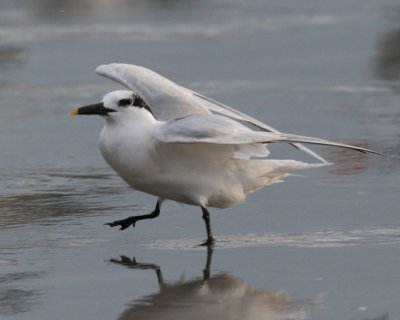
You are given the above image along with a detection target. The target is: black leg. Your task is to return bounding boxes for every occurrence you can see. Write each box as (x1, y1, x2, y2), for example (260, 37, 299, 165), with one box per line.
(200, 206, 215, 246)
(110, 256, 165, 287)
(105, 201, 161, 230)
(202, 245, 214, 281)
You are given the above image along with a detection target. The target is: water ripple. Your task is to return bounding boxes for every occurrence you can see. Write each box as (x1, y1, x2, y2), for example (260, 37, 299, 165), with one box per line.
(0, 167, 135, 229)
(0, 13, 341, 45)
(145, 227, 400, 250)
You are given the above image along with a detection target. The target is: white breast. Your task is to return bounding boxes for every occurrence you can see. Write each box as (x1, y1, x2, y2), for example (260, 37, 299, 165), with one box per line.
(99, 114, 160, 188)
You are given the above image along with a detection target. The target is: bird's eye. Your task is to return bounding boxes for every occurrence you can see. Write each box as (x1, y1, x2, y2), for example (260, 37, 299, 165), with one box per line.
(118, 98, 133, 107)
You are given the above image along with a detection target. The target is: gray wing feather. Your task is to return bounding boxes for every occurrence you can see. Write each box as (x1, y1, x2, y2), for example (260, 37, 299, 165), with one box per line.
(95, 64, 210, 121)
(154, 115, 381, 155)
(190, 91, 328, 162)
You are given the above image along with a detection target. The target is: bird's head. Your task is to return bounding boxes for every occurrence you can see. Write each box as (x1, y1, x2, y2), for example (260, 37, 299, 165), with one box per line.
(70, 90, 154, 121)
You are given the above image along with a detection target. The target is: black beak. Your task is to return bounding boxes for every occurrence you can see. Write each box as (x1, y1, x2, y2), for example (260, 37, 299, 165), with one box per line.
(71, 102, 116, 116)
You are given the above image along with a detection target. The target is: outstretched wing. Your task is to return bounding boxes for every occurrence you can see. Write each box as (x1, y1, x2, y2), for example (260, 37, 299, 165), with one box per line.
(95, 63, 327, 162)
(154, 114, 381, 155)
(95, 63, 211, 121)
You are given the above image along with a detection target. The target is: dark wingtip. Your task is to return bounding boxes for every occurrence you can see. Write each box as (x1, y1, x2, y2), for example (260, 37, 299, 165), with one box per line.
(358, 148, 385, 157)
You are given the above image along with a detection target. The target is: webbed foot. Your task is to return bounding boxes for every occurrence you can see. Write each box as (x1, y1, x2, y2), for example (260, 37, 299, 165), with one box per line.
(199, 237, 215, 247)
(105, 217, 136, 230)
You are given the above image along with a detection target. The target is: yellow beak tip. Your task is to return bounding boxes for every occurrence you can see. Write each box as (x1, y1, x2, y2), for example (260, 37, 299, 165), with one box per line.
(69, 108, 79, 116)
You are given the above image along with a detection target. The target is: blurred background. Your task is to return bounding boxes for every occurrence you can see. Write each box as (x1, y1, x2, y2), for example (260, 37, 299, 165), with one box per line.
(1, 1, 400, 319)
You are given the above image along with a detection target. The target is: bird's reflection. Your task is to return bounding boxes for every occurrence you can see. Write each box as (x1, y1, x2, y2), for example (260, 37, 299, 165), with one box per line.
(110, 248, 312, 320)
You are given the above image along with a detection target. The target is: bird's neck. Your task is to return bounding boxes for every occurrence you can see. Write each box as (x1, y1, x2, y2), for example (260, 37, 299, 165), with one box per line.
(99, 114, 160, 181)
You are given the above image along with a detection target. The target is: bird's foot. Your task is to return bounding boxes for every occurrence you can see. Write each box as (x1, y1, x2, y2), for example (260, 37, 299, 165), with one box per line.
(199, 237, 215, 247)
(105, 217, 136, 230)
(110, 256, 137, 266)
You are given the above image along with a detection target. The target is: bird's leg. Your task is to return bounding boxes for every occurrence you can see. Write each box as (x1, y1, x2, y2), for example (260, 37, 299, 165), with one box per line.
(202, 245, 214, 282)
(109, 256, 165, 287)
(105, 201, 161, 230)
(200, 206, 215, 246)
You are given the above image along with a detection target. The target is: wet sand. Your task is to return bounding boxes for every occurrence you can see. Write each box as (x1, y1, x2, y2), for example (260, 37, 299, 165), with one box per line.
(1, 1, 400, 319)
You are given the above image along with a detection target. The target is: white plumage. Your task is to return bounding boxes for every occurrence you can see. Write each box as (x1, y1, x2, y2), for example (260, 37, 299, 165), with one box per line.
(72, 64, 379, 245)
(95, 63, 328, 163)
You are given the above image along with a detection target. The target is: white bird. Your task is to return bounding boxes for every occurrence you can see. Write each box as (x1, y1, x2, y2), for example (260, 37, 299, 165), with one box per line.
(95, 63, 328, 163)
(111, 253, 312, 320)
(71, 64, 379, 245)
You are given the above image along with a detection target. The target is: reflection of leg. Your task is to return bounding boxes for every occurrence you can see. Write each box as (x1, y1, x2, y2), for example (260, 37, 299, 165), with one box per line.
(203, 245, 214, 282)
(106, 200, 161, 230)
(110, 256, 165, 286)
(200, 206, 215, 246)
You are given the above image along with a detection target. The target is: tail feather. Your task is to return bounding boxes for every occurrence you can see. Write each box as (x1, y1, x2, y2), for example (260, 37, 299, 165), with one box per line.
(239, 159, 328, 194)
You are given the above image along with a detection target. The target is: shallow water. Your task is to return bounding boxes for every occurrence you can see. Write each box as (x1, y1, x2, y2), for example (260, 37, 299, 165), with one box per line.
(1, 1, 400, 319)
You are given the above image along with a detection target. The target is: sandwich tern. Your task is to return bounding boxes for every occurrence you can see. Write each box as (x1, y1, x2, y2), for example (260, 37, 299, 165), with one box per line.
(71, 64, 379, 246)
(110, 248, 312, 320)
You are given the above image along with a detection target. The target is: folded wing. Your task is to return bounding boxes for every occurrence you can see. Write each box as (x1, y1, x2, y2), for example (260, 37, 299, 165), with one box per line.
(154, 114, 381, 155)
